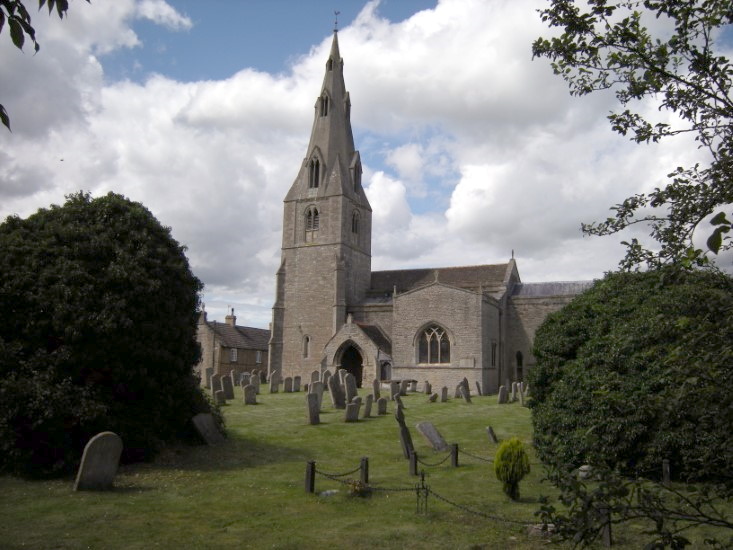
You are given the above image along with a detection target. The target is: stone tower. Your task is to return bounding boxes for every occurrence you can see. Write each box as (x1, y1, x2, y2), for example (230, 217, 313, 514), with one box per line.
(268, 31, 372, 379)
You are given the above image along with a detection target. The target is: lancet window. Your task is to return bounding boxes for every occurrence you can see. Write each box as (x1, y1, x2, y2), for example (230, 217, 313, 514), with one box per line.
(417, 325, 451, 364)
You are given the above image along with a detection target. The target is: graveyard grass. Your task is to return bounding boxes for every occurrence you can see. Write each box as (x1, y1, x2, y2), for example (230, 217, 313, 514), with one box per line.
(0, 391, 668, 548)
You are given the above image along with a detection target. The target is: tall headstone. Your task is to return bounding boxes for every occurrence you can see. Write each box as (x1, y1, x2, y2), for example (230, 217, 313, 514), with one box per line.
(338, 368, 348, 387)
(269, 371, 280, 393)
(440, 386, 448, 402)
(454, 384, 462, 398)
(310, 380, 324, 410)
(389, 381, 400, 400)
(395, 405, 414, 459)
(511, 381, 518, 402)
(460, 384, 472, 404)
(230, 370, 238, 389)
(321, 369, 332, 387)
(424, 381, 432, 395)
(461, 377, 471, 398)
(215, 390, 226, 405)
(486, 426, 499, 444)
(363, 394, 373, 418)
(293, 375, 301, 392)
(377, 397, 388, 415)
(73, 432, 123, 491)
(222, 375, 235, 400)
(283, 376, 293, 393)
(310, 369, 320, 385)
(244, 384, 257, 405)
(328, 374, 346, 409)
(250, 374, 261, 395)
(306, 392, 320, 425)
(211, 374, 222, 397)
(372, 378, 381, 400)
(415, 421, 448, 451)
(344, 372, 358, 403)
(497, 385, 508, 404)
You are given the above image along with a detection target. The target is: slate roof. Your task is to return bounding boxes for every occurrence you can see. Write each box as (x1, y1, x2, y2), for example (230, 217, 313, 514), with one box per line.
(356, 323, 392, 356)
(370, 263, 510, 294)
(208, 322, 270, 350)
(511, 281, 594, 297)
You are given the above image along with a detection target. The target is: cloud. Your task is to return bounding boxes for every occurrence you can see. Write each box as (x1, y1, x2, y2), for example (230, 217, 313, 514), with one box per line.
(137, 0, 193, 30)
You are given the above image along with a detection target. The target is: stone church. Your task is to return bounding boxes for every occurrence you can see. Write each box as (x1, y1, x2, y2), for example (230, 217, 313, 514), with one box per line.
(267, 32, 591, 394)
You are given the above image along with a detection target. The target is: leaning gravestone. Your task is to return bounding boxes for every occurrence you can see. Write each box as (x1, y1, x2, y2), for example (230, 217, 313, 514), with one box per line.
(363, 394, 373, 418)
(372, 378, 381, 400)
(394, 405, 415, 459)
(344, 372, 358, 403)
(345, 401, 361, 422)
(328, 374, 346, 409)
(192, 413, 226, 446)
(377, 397, 388, 415)
(310, 380, 324, 410)
(486, 426, 499, 444)
(428, 393, 438, 403)
(293, 375, 301, 392)
(211, 374, 222, 396)
(389, 381, 400, 400)
(222, 375, 235, 400)
(475, 381, 483, 396)
(440, 386, 448, 402)
(461, 377, 471, 398)
(283, 376, 293, 393)
(321, 369, 332, 387)
(454, 384, 462, 398)
(510, 381, 518, 402)
(243, 384, 257, 405)
(460, 384, 472, 404)
(306, 392, 320, 425)
(497, 385, 508, 404)
(74, 432, 123, 491)
(416, 421, 449, 451)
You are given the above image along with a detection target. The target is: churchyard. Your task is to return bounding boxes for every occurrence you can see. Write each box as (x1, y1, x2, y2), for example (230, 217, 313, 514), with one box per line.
(0, 382, 691, 549)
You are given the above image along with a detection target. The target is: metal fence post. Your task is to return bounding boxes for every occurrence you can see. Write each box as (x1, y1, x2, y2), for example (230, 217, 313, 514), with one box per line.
(451, 443, 459, 467)
(305, 460, 316, 493)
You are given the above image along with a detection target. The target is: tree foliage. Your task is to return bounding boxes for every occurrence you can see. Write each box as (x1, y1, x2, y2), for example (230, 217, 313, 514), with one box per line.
(0, 0, 88, 130)
(0, 192, 214, 476)
(529, 268, 733, 547)
(494, 437, 531, 501)
(533, 0, 733, 268)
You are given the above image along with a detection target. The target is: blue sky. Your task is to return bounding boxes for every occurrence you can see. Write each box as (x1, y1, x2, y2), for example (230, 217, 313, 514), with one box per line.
(0, 0, 725, 327)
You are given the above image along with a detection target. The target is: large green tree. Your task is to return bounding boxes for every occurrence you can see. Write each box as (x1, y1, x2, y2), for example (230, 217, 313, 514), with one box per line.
(0, 192, 213, 476)
(533, 0, 733, 268)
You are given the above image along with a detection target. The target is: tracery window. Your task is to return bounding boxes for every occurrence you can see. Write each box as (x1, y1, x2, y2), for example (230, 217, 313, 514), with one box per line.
(308, 158, 320, 188)
(417, 325, 450, 364)
(305, 207, 319, 231)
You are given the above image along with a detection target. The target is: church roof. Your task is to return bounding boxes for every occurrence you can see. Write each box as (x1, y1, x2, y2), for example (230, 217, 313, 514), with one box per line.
(208, 322, 270, 351)
(356, 323, 392, 356)
(370, 263, 511, 294)
(511, 281, 594, 297)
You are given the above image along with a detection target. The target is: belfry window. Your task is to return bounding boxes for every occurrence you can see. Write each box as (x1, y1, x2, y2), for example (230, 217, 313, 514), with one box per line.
(351, 211, 359, 234)
(306, 207, 320, 231)
(320, 95, 329, 117)
(417, 325, 450, 364)
(327, 58, 334, 71)
(308, 158, 320, 188)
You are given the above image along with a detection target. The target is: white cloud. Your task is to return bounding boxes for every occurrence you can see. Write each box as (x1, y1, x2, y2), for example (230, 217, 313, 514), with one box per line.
(137, 0, 193, 30)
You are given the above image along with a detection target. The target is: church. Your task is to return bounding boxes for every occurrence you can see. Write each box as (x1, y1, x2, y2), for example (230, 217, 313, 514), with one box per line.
(266, 32, 591, 394)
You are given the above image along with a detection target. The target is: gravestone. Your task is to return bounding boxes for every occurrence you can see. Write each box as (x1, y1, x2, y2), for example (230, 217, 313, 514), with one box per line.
(321, 369, 332, 387)
(440, 386, 448, 402)
(372, 378, 381, 400)
(377, 397, 388, 415)
(303, 383, 309, 393)
(345, 402, 361, 422)
(475, 381, 483, 396)
(399, 379, 409, 396)
(250, 374, 261, 395)
(424, 381, 432, 395)
(306, 392, 320, 425)
(192, 413, 226, 445)
(497, 385, 508, 404)
(215, 390, 226, 405)
(222, 375, 235, 400)
(338, 368, 348, 387)
(460, 384, 472, 404)
(283, 376, 293, 393)
(328, 374, 346, 409)
(204, 367, 213, 389)
(454, 384, 462, 398)
(241, 372, 251, 387)
(416, 421, 448, 451)
(230, 370, 238, 388)
(394, 405, 414, 459)
(510, 381, 518, 402)
(486, 426, 499, 444)
(244, 384, 257, 405)
(293, 375, 301, 392)
(311, 369, 320, 385)
(73, 432, 123, 491)
(269, 371, 280, 393)
(428, 393, 438, 403)
(394, 394, 406, 409)
(363, 394, 373, 418)
(211, 374, 222, 396)
(408, 380, 417, 393)
(310, 380, 324, 410)
(518, 389, 525, 406)
(461, 377, 471, 398)
(389, 381, 400, 400)
(344, 373, 358, 403)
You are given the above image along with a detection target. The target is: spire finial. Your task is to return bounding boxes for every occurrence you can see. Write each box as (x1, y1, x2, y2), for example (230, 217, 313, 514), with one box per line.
(334, 10, 340, 32)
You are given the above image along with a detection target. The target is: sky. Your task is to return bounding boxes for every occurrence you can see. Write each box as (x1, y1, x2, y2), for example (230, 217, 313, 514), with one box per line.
(0, 0, 725, 328)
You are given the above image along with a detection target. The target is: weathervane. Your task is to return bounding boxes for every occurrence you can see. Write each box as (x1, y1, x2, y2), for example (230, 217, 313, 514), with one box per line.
(334, 10, 340, 32)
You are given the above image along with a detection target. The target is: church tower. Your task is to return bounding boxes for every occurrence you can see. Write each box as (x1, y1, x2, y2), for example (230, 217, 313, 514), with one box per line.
(268, 31, 372, 379)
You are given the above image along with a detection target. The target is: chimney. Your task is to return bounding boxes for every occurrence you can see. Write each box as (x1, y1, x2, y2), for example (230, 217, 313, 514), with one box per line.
(225, 307, 237, 327)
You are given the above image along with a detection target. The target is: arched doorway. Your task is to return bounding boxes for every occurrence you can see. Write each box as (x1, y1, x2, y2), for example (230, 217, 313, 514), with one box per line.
(341, 345, 363, 387)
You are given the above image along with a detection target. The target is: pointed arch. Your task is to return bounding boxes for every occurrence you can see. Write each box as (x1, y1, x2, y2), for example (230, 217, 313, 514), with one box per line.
(320, 93, 329, 117)
(415, 323, 452, 364)
(308, 158, 320, 188)
(305, 205, 320, 241)
(351, 210, 360, 235)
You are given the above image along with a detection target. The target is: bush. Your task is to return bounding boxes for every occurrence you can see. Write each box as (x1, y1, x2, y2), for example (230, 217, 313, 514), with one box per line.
(528, 267, 733, 485)
(0, 192, 215, 476)
(494, 437, 530, 500)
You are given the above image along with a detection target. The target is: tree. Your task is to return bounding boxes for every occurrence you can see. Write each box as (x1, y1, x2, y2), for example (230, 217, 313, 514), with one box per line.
(0, 192, 216, 477)
(529, 268, 733, 547)
(533, 0, 733, 268)
(494, 437, 531, 501)
(1, 0, 88, 130)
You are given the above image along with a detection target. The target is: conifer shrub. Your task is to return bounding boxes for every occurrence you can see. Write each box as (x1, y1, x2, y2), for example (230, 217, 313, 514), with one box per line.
(494, 437, 530, 500)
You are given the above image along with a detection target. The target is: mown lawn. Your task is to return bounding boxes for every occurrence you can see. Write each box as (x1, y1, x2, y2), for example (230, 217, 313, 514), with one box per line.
(0, 388, 649, 549)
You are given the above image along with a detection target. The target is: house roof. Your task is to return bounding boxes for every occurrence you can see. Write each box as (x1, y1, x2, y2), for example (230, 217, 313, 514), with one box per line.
(370, 263, 510, 294)
(209, 322, 270, 351)
(511, 281, 594, 297)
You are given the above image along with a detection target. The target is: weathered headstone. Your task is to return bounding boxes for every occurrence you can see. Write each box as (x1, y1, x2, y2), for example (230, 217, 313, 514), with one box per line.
(416, 421, 449, 451)
(377, 397, 388, 415)
(293, 375, 301, 392)
(372, 378, 381, 400)
(306, 392, 320, 425)
(486, 426, 499, 444)
(454, 384, 462, 398)
(192, 413, 226, 445)
(460, 384, 472, 404)
(328, 373, 346, 409)
(338, 368, 348, 386)
(204, 367, 213, 389)
(244, 384, 257, 405)
(475, 381, 483, 396)
(345, 402, 361, 422)
(222, 375, 235, 400)
(230, 370, 238, 388)
(428, 393, 438, 403)
(399, 379, 409, 396)
(389, 381, 400, 400)
(310, 369, 320, 385)
(394, 394, 406, 409)
(211, 374, 222, 396)
(424, 381, 432, 395)
(321, 369, 332, 387)
(73, 432, 123, 491)
(363, 394, 373, 418)
(440, 386, 448, 402)
(241, 372, 251, 387)
(511, 381, 518, 402)
(497, 385, 508, 404)
(394, 405, 414, 459)
(344, 372, 358, 403)
(461, 377, 471, 398)
(215, 390, 226, 405)
(250, 374, 261, 395)
(408, 380, 417, 393)
(269, 371, 280, 393)
(518, 389, 525, 406)
(283, 376, 293, 393)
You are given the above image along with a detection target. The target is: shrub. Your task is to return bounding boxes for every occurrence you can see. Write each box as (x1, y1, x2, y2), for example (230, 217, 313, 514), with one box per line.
(0, 192, 215, 476)
(494, 437, 530, 500)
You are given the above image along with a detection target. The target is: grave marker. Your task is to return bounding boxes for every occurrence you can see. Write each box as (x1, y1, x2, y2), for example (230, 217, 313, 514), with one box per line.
(377, 397, 388, 415)
(73, 432, 123, 491)
(306, 393, 320, 425)
(415, 421, 449, 451)
(222, 375, 235, 400)
(192, 413, 226, 445)
(244, 384, 257, 405)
